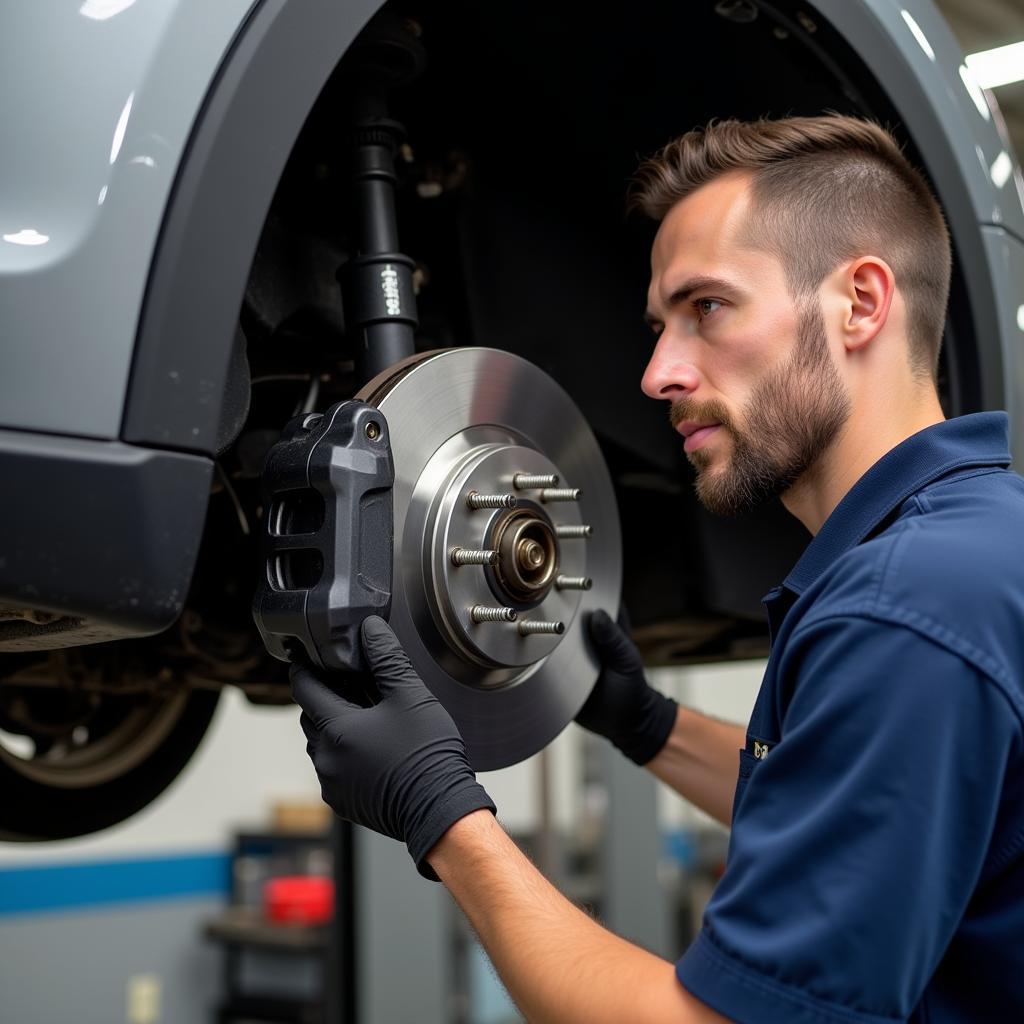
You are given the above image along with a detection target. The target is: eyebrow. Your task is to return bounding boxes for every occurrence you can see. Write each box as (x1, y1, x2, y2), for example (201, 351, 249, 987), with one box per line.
(643, 275, 741, 328)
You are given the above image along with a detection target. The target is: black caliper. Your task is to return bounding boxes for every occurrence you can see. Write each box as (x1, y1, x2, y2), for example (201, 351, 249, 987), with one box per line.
(252, 400, 394, 672)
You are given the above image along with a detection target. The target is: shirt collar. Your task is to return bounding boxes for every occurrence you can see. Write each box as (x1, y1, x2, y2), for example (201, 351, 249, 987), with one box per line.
(781, 412, 1012, 597)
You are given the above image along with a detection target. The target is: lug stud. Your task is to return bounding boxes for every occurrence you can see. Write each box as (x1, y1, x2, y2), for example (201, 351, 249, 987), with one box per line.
(466, 492, 518, 510)
(471, 605, 518, 623)
(555, 575, 592, 591)
(451, 548, 499, 566)
(555, 524, 593, 539)
(517, 620, 565, 636)
(540, 488, 580, 503)
(513, 473, 559, 489)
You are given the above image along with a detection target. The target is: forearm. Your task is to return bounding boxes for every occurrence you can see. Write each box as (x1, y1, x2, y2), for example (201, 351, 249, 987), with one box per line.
(427, 809, 724, 1024)
(646, 706, 745, 826)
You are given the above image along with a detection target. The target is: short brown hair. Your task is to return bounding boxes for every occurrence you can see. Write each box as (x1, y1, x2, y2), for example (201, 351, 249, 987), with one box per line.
(629, 115, 951, 380)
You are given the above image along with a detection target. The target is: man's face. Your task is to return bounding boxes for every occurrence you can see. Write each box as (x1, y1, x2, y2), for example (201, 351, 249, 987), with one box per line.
(642, 172, 851, 515)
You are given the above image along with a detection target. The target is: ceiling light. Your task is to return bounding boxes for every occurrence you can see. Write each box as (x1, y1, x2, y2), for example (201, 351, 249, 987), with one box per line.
(965, 40, 1024, 90)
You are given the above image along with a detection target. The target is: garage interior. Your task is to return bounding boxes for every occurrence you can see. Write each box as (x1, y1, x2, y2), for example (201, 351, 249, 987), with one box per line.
(1, 1, 1023, 1022)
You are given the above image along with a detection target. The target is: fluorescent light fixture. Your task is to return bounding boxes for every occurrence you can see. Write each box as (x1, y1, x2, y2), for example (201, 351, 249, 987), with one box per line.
(3, 229, 49, 246)
(965, 40, 1024, 90)
(1017, 305, 1024, 332)
(901, 10, 935, 62)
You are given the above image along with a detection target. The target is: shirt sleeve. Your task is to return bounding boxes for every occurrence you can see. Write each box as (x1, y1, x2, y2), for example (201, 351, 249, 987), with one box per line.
(676, 613, 1019, 1024)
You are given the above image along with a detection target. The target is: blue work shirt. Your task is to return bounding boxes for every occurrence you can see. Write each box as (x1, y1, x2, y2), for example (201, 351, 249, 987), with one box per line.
(677, 412, 1024, 1023)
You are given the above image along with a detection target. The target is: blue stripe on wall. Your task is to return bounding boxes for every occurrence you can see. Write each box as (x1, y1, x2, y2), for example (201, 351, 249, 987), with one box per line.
(0, 852, 231, 917)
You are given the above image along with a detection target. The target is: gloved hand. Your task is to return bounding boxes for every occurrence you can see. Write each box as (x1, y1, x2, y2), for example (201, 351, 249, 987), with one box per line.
(576, 608, 678, 765)
(291, 615, 496, 880)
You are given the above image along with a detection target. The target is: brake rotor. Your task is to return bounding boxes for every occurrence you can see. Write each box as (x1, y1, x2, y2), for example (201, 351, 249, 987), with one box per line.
(356, 347, 622, 770)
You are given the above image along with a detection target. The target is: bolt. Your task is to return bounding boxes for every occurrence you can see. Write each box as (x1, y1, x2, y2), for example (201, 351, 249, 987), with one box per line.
(451, 548, 499, 566)
(540, 488, 581, 503)
(513, 473, 559, 489)
(364, 420, 381, 441)
(466, 492, 518, 510)
(555, 524, 593, 539)
(518, 620, 565, 636)
(555, 575, 592, 591)
(471, 605, 518, 623)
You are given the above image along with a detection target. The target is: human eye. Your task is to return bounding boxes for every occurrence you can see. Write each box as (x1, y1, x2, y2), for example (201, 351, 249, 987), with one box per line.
(692, 297, 723, 321)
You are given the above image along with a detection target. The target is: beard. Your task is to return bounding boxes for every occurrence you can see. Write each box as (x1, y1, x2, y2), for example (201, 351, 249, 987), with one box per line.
(670, 299, 851, 516)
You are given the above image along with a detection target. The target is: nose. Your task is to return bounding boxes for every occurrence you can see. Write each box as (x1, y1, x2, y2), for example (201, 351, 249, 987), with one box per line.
(640, 336, 701, 401)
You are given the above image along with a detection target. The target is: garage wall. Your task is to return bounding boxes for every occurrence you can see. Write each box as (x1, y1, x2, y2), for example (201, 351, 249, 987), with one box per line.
(0, 689, 322, 1024)
(651, 659, 766, 833)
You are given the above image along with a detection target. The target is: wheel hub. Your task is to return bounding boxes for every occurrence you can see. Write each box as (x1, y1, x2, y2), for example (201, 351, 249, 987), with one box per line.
(418, 440, 587, 670)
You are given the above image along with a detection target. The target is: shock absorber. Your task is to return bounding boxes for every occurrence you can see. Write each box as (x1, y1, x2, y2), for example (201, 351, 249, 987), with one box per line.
(337, 16, 427, 385)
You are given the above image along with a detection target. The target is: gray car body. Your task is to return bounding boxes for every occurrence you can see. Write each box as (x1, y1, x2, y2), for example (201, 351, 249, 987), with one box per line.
(0, 0, 1022, 645)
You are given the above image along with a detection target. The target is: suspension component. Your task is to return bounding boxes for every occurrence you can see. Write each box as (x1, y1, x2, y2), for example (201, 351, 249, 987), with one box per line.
(337, 16, 427, 385)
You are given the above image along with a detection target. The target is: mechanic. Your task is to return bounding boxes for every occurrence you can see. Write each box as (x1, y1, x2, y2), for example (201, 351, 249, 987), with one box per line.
(292, 114, 1024, 1023)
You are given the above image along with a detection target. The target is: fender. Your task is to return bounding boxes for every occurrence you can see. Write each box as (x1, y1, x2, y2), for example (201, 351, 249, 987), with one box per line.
(119, 0, 1024, 459)
(0, 0, 255, 439)
(122, 0, 384, 453)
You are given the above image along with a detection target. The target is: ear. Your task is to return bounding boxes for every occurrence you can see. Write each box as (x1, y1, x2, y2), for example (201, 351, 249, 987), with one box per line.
(841, 257, 895, 353)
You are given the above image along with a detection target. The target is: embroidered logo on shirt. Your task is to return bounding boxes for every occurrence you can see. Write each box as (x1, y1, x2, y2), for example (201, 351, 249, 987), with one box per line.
(745, 735, 774, 759)
(746, 735, 775, 760)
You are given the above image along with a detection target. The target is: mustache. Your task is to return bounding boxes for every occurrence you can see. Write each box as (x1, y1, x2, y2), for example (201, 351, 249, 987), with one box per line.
(669, 398, 733, 431)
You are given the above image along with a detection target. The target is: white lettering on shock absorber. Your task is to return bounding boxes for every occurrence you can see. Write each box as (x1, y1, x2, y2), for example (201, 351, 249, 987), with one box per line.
(381, 265, 402, 316)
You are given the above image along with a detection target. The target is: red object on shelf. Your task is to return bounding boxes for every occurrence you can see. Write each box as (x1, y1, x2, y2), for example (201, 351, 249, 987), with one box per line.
(263, 875, 335, 925)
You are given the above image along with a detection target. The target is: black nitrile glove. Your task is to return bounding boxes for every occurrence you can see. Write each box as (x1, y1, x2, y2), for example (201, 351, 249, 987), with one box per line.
(291, 615, 496, 880)
(576, 608, 678, 765)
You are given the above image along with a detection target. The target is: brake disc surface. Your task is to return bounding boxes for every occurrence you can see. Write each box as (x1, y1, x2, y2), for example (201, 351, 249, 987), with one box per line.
(357, 348, 621, 770)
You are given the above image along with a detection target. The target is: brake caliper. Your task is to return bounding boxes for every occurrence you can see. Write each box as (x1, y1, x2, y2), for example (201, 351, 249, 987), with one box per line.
(253, 400, 394, 671)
